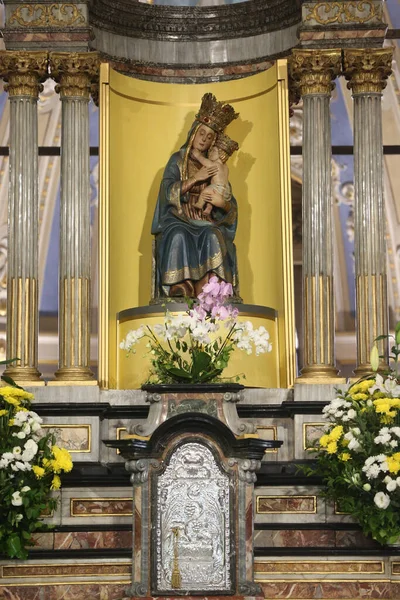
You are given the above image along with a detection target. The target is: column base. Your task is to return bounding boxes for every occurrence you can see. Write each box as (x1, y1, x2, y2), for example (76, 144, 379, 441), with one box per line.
(3, 366, 44, 386)
(298, 364, 340, 380)
(54, 366, 95, 383)
(353, 364, 382, 378)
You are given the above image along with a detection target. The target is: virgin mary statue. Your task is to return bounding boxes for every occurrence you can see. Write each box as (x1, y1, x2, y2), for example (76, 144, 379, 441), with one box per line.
(151, 93, 240, 299)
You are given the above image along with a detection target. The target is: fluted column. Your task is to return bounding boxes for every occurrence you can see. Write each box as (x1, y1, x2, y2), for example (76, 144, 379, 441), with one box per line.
(0, 51, 48, 384)
(50, 52, 99, 382)
(290, 50, 341, 379)
(344, 48, 393, 376)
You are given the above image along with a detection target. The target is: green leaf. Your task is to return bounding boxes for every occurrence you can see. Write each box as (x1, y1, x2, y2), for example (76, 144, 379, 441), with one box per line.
(6, 533, 22, 558)
(1, 373, 23, 388)
(375, 334, 390, 342)
(165, 367, 192, 381)
(191, 351, 212, 378)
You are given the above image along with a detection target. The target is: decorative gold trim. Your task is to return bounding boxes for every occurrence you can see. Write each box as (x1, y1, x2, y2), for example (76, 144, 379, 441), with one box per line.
(99, 62, 110, 389)
(257, 425, 278, 453)
(108, 82, 278, 108)
(303, 2, 383, 26)
(254, 560, 384, 575)
(256, 495, 317, 514)
(289, 49, 341, 97)
(50, 52, 99, 99)
(1, 581, 131, 586)
(334, 501, 351, 515)
(70, 497, 133, 517)
(391, 562, 400, 575)
(302, 422, 326, 451)
(344, 48, 393, 95)
(41, 424, 91, 453)
(277, 59, 296, 388)
(0, 51, 48, 97)
(9, 4, 86, 28)
(3, 562, 131, 579)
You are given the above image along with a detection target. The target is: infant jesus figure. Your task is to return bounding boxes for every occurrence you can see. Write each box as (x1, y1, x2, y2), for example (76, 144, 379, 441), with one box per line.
(192, 132, 239, 216)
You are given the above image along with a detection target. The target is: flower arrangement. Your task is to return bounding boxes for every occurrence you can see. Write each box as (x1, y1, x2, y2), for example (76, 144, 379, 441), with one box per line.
(311, 326, 400, 545)
(0, 385, 73, 559)
(120, 277, 272, 384)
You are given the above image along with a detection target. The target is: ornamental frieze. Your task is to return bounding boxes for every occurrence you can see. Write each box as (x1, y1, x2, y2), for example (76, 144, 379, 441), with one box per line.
(7, 3, 86, 28)
(303, 1, 384, 27)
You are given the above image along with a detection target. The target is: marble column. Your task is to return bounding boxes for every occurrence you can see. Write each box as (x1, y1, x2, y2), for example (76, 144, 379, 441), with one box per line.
(0, 51, 48, 384)
(290, 49, 341, 379)
(50, 52, 99, 382)
(344, 48, 393, 376)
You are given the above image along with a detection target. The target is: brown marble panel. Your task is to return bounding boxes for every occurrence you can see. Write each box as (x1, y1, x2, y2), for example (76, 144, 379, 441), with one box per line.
(335, 530, 379, 549)
(392, 562, 400, 574)
(41, 425, 91, 453)
(254, 529, 335, 548)
(260, 581, 391, 598)
(257, 495, 316, 514)
(30, 532, 54, 550)
(54, 530, 132, 550)
(256, 561, 383, 574)
(70, 498, 132, 516)
(3, 563, 131, 578)
(0, 584, 128, 600)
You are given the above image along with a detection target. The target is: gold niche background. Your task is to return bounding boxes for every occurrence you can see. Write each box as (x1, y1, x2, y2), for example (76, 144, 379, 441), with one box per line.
(99, 61, 295, 389)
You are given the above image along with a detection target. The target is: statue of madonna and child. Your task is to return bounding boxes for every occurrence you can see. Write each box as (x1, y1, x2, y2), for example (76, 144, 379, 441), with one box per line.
(151, 93, 241, 300)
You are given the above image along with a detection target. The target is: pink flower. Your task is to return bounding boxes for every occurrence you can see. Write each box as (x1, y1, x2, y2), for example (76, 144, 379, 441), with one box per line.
(201, 276, 221, 297)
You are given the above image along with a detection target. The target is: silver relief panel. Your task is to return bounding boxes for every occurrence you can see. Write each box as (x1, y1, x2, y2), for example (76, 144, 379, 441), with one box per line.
(155, 442, 231, 592)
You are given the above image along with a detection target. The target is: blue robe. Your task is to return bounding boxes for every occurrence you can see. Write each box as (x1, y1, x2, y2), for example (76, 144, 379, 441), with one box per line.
(151, 127, 239, 297)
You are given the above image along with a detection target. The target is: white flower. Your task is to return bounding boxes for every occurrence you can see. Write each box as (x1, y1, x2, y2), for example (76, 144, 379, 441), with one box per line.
(11, 491, 23, 506)
(27, 411, 42, 424)
(22, 423, 31, 435)
(365, 464, 380, 479)
(390, 440, 399, 448)
(120, 326, 146, 350)
(374, 491, 391, 509)
(12, 446, 22, 458)
(347, 409, 357, 420)
(21, 486, 31, 493)
(15, 514, 23, 522)
(363, 483, 371, 491)
(14, 411, 28, 423)
(367, 399, 373, 407)
(0, 458, 8, 468)
(14, 461, 30, 471)
(386, 480, 397, 492)
(391, 427, 400, 438)
(12, 431, 26, 439)
(348, 438, 361, 451)
(31, 421, 41, 433)
(21, 439, 38, 462)
(384, 475, 392, 484)
(369, 374, 400, 398)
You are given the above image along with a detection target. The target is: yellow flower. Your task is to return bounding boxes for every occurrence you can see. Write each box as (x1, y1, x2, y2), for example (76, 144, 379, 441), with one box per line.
(350, 380, 375, 395)
(339, 452, 351, 462)
(387, 456, 400, 474)
(50, 475, 61, 490)
(32, 465, 45, 479)
(0, 409, 7, 417)
(51, 446, 73, 474)
(341, 438, 349, 447)
(327, 441, 338, 454)
(350, 393, 368, 401)
(330, 425, 344, 441)
(0, 386, 34, 400)
(3, 396, 20, 406)
(9, 418, 14, 426)
(16, 406, 29, 412)
(319, 434, 330, 447)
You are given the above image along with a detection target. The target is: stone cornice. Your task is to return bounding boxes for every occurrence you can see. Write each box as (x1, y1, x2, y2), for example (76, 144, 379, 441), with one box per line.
(89, 0, 301, 42)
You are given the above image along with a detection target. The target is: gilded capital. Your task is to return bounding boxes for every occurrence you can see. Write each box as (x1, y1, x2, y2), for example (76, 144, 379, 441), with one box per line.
(0, 51, 48, 97)
(50, 52, 99, 99)
(289, 49, 342, 96)
(343, 48, 393, 94)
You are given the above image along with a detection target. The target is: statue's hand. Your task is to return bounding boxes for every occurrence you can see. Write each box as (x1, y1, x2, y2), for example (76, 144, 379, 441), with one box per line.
(195, 164, 219, 182)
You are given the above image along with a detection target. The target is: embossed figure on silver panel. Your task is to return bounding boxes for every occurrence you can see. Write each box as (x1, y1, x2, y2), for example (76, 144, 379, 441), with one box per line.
(156, 442, 231, 592)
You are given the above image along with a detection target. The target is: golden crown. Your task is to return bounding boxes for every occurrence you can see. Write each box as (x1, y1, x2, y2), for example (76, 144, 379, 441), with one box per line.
(196, 93, 239, 133)
(215, 132, 239, 156)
